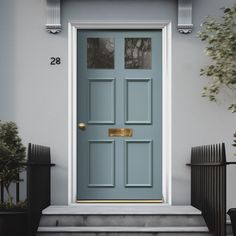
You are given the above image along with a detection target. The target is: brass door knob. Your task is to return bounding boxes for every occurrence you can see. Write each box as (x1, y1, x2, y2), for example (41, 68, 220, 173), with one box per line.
(78, 122, 86, 130)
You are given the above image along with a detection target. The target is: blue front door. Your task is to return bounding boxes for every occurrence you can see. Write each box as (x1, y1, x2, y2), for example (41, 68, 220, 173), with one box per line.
(77, 30, 162, 200)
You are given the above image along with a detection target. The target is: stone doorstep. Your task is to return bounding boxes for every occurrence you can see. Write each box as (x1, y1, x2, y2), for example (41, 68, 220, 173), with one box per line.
(38, 205, 210, 234)
(37, 226, 209, 233)
(42, 205, 202, 215)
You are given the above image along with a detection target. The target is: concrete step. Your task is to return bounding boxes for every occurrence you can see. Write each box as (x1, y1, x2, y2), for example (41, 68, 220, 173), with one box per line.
(39, 205, 206, 227)
(39, 214, 206, 227)
(37, 205, 212, 235)
(37, 226, 211, 236)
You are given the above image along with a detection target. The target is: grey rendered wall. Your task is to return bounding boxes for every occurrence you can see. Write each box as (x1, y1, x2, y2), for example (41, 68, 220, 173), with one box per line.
(0, 0, 235, 208)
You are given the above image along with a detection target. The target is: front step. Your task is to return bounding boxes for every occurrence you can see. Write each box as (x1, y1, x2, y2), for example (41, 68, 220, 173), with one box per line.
(38, 205, 206, 227)
(37, 205, 211, 235)
(37, 226, 210, 236)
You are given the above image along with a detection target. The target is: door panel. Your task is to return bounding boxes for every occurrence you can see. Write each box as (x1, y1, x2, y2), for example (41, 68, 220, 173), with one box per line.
(124, 140, 153, 187)
(125, 78, 152, 124)
(88, 140, 115, 187)
(77, 30, 162, 200)
(88, 78, 115, 124)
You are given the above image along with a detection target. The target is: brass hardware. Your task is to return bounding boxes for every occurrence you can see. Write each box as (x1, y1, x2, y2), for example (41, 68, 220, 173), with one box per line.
(78, 122, 86, 130)
(108, 128, 133, 137)
(77, 199, 163, 203)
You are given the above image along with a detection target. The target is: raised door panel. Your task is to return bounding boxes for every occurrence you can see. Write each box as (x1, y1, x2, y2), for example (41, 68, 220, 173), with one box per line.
(88, 78, 115, 124)
(88, 140, 115, 187)
(124, 140, 153, 187)
(125, 78, 152, 124)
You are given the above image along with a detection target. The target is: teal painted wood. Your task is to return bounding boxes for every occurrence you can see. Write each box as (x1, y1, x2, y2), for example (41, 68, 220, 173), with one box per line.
(77, 30, 162, 200)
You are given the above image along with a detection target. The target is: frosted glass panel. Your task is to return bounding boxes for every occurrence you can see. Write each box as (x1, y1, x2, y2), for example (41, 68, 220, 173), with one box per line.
(125, 38, 152, 69)
(87, 38, 114, 69)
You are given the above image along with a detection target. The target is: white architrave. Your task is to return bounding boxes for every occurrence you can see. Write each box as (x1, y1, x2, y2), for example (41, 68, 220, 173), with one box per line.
(46, 0, 62, 34)
(68, 21, 172, 205)
(177, 0, 193, 34)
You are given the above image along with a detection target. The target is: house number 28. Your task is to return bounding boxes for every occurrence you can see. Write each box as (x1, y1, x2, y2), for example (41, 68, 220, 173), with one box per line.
(50, 57, 61, 65)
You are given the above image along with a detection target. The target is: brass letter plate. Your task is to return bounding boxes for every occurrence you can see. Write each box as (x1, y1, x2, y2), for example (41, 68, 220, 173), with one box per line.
(108, 128, 133, 137)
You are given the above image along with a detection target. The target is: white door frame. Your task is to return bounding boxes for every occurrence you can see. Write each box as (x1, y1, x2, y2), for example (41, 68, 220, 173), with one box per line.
(68, 21, 172, 205)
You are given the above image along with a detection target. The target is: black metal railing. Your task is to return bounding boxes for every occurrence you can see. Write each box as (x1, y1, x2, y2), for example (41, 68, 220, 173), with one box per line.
(0, 143, 55, 236)
(187, 143, 236, 236)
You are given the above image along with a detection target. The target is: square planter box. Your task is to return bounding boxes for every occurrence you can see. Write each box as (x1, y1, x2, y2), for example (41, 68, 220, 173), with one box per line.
(0, 210, 28, 236)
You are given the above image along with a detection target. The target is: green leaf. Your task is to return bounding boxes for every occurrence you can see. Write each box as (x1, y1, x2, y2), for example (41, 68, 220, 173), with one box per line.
(199, 3, 236, 113)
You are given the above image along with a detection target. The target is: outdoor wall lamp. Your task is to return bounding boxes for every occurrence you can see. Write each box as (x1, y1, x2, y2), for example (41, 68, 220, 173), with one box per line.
(45, 0, 193, 34)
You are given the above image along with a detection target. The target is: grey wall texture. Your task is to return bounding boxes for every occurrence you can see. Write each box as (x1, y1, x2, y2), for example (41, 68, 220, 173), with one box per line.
(0, 0, 235, 208)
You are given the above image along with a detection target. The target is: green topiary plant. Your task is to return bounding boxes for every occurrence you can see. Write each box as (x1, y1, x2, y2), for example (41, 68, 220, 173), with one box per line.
(0, 121, 26, 208)
(198, 3, 236, 112)
(198, 3, 236, 155)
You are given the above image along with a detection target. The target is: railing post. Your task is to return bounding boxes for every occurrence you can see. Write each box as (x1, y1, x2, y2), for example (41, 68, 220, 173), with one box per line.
(27, 143, 55, 236)
(187, 143, 228, 236)
(16, 173, 20, 204)
(0, 182, 3, 203)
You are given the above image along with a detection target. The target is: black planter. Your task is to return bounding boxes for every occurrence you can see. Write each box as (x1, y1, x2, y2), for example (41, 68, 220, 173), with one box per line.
(228, 208, 236, 236)
(0, 210, 28, 236)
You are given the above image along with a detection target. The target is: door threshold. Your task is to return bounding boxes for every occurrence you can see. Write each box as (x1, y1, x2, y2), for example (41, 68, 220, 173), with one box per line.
(76, 200, 163, 203)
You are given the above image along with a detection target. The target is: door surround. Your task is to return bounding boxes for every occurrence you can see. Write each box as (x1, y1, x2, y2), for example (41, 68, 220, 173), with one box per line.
(68, 21, 172, 205)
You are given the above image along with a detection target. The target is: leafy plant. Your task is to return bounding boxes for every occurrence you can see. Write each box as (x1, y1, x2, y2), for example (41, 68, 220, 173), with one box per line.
(0, 121, 26, 208)
(198, 3, 236, 112)
(0, 200, 27, 210)
(198, 3, 236, 156)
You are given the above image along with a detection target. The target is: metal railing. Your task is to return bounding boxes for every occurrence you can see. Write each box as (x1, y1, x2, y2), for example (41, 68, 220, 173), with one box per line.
(187, 143, 236, 236)
(0, 143, 55, 236)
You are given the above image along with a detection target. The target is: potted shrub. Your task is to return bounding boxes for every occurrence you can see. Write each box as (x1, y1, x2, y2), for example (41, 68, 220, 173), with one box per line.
(0, 121, 28, 236)
(198, 3, 236, 234)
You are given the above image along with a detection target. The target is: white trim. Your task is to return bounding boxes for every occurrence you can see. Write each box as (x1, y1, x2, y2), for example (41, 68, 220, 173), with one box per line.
(68, 21, 172, 205)
(68, 22, 78, 204)
(162, 22, 172, 205)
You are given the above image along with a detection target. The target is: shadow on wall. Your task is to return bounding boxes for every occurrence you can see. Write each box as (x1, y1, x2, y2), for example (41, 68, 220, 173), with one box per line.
(0, 0, 17, 121)
(0, 0, 24, 201)
(61, 0, 175, 24)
